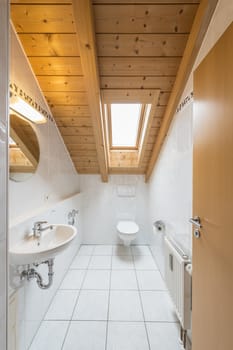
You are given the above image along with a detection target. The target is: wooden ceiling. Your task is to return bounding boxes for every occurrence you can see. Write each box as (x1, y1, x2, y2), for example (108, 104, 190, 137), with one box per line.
(10, 0, 210, 182)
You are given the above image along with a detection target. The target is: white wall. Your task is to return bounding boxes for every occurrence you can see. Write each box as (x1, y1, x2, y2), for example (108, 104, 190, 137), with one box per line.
(9, 25, 80, 224)
(80, 175, 150, 244)
(148, 99, 193, 276)
(148, 0, 233, 276)
(0, 1, 9, 349)
(9, 194, 82, 350)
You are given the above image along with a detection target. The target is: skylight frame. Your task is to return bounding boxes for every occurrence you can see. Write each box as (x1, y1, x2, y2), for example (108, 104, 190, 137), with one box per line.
(108, 103, 145, 150)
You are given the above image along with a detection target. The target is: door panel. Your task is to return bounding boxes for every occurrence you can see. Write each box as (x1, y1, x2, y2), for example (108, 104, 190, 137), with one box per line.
(193, 22, 233, 350)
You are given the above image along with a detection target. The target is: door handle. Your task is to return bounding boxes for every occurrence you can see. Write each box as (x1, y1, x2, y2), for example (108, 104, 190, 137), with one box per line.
(189, 216, 202, 228)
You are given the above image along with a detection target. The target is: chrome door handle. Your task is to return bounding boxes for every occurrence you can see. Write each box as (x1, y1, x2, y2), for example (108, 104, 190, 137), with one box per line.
(189, 216, 202, 228)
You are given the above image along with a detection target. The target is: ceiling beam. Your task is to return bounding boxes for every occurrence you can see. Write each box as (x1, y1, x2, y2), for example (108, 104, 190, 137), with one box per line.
(145, 0, 218, 182)
(138, 91, 160, 167)
(72, 0, 108, 182)
(102, 89, 159, 104)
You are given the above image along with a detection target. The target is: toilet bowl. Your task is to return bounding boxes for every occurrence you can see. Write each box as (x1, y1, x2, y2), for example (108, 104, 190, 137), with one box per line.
(117, 221, 139, 246)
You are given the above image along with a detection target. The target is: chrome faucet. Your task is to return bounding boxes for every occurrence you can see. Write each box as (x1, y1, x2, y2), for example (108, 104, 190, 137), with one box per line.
(68, 209, 79, 226)
(32, 221, 53, 238)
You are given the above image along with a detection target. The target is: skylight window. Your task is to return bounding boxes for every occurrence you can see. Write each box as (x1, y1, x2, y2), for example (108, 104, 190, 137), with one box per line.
(111, 103, 141, 148)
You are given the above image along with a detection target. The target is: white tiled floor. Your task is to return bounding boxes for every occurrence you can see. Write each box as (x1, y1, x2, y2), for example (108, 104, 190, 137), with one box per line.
(29, 245, 181, 350)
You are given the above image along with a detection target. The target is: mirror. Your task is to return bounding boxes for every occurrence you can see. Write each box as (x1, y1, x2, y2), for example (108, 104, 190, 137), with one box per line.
(9, 113, 40, 182)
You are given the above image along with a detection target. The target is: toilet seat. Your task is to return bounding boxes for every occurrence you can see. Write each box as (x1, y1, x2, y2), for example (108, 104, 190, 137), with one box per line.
(117, 221, 139, 234)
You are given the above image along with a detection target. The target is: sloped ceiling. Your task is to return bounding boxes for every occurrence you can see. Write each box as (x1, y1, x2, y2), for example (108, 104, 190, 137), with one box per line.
(11, 0, 214, 182)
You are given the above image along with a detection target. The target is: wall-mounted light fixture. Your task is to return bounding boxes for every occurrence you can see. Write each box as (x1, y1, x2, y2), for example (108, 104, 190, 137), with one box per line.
(10, 94, 47, 124)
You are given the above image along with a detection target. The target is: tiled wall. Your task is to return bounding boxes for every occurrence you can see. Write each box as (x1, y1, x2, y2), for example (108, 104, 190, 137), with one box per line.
(148, 101, 193, 276)
(9, 193, 82, 350)
(80, 175, 150, 245)
(0, 1, 8, 349)
(148, 0, 233, 277)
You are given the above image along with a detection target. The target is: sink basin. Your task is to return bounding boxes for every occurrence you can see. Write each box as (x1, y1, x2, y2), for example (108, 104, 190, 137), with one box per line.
(10, 224, 77, 265)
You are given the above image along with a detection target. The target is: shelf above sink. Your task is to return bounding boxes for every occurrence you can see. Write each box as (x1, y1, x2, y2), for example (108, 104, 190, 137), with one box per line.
(10, 224, 77, 265)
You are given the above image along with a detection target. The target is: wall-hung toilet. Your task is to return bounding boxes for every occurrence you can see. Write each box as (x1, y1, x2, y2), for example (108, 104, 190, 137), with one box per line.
(117, 220, 139, 246)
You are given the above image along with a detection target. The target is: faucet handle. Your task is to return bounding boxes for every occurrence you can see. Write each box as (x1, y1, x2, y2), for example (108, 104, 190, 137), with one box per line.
(34, 221, 47, 228)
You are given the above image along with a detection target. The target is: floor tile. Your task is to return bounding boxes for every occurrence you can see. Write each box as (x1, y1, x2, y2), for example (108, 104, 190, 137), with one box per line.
(70, 255, 91, 269)
(45, 290, 78, 320)
(131, 245, 151, 256)
(63, 321, 107, 350)
(82, 270, 111, 290)
(134, 255, 158, 270)
(112, 245, 132, 256)
(89, 255, 112, 269)
(111, 270, 138, 290)
(109, 290, 144, 321)
(73, 290, 109, 320)
(60, 269, 86, 289)
(29, 321, 68, 350)
(136, 270, 167, 290)
(141, 291, 177, 322)
(93, 245, 113, 255)
(146, 322, 180, 350)
(77, 245, 95, 256)
(112, 255, 134, 270)
(107, 322, 149, 350)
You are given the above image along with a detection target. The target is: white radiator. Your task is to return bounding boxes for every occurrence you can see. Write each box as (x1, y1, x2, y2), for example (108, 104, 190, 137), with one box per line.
(164, 237, 192, 330)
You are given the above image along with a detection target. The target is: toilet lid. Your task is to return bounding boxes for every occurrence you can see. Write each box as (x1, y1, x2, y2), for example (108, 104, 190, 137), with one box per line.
(117, 221, 139, 234)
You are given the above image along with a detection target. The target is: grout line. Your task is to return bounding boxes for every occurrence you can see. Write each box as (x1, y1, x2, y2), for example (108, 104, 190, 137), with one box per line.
(28, 245, 172, 350)
(27, 244, 84, 350)
(105, 246, 113, 350)
(133, 254, 152, 350)
(41, 319, 179, 324)
(61, 246, 93, 350)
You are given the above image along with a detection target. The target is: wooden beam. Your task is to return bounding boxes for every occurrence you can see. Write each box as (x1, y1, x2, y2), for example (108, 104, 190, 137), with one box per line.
(72, 0, 108, 182)
(138, 91, 160, 167)
(145, 0, 218, 182)
(10, 127, 38, 168)
(102, 89, 159, 103)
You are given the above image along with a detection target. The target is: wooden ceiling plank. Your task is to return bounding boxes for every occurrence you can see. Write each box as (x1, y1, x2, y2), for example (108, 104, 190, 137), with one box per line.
(62, 135, 96, 144)
(145, 0, 218, 181)
(37, 76, 85, 92)
(152, 118, 163, 128)
(50, 105, 90, 117)
(72, 0, 108, 182)
(99, 57, 181, 76)
(94, 4, 199, 34)
(59, 126, 94, 136)
(29, 57, 83, 75)
(18, 33, 79, 57)
(102, 89, 159, 103)
(44, 91, 88, 106)
(93, 1, 199, 3)
(157, 91, 170, 106)
(12, 0, 72, 3)
(55, 117, 92, 127)
(11, 4, 75, 33)
(109, 168, 145, 175)
(69, 150, 97, 157)
(76, 167, 100, 174)
(67, 143, 97, 151)
(96, 33, 188, 57)
(100, 76, 175, 91)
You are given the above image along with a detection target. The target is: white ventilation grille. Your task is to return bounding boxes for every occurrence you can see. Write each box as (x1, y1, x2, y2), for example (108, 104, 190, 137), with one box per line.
(164, 237, 192, 330)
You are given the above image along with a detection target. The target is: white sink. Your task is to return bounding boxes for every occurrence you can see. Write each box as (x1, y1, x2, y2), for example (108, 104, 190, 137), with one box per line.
(10, 224, 77, 265)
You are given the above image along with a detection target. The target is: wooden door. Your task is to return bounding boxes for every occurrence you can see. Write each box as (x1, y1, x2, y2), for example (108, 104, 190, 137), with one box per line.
(192, 23, 233, 350)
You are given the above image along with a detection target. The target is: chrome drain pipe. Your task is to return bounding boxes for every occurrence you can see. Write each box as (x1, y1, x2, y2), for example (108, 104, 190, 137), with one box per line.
(21, 259, 54, 289)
